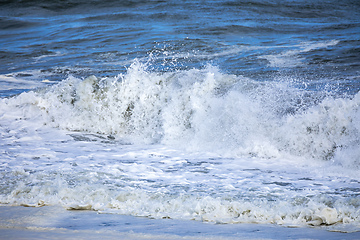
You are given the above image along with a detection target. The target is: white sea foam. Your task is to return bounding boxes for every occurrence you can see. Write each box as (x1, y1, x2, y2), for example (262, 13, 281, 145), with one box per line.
(0, 74, 43, 91)
(33, 51, 64, 62)
(0, 61, 359, 230)
(1, 170, 359, 227)
(259, 40, 340, 68)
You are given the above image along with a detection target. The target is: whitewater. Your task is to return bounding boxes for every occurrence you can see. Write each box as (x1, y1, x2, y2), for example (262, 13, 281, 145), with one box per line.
(1, 59, 360, 229)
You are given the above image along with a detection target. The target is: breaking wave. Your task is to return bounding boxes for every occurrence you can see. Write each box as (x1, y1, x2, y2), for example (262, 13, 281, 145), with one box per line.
(1, 60, 360, 164)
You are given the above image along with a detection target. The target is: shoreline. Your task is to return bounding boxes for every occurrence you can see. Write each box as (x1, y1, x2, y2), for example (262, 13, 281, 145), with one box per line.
(1, 206, 359, 240)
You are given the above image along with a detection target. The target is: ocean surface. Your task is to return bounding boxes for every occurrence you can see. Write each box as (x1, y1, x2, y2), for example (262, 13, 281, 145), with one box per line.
(0, 0, 360, 238)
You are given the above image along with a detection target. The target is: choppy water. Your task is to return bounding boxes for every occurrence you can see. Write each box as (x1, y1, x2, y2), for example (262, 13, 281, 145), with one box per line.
(0, 0, 360, 234)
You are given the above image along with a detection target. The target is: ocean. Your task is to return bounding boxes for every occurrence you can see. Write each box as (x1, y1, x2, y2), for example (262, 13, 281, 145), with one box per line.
(0, 0, 360, 239)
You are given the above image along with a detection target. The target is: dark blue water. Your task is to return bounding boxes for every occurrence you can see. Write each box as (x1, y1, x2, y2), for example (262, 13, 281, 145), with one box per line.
(0, 0, 359, 96)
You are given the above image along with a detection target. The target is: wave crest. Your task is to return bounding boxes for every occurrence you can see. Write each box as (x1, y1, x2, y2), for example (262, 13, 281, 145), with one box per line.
(2, 60, 360, 163)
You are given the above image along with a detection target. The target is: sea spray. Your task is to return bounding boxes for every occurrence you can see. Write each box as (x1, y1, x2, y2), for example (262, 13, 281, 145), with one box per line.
(2, 61, 359, 163)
